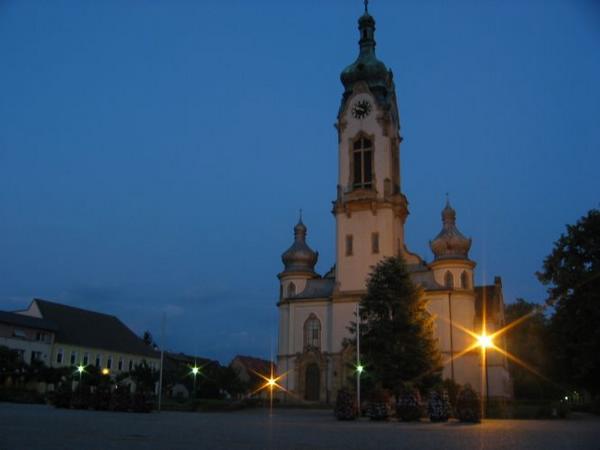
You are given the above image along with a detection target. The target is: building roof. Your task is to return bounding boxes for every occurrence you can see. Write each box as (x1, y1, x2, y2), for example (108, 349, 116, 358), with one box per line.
(231, 355, 276, 376)
(30, 299, 159, 359)
(292, 278, 335, 300)
(0, 311, 58, 332)
(474, 278, 504, 327)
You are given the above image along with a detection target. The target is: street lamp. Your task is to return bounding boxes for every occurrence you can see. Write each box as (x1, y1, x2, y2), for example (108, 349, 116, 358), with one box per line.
(477, 332, 493, 417)
(191, 364, 200, 398)
(76, 365, 85, 396)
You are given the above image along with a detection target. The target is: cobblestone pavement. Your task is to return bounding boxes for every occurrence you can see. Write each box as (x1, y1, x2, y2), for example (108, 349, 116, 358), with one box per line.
(1, 403, 599, 450)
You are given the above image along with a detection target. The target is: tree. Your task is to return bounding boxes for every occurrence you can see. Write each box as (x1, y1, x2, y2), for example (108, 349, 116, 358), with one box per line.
(142, 331, 156, 348)
(537, 209, 600, 395)
(355, 256, 442, 395)
(504, 299, 553, 399)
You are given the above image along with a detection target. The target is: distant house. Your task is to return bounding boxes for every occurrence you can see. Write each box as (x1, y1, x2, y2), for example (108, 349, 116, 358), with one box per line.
(0, 311, 57, 366)
(15, 299, 160, 375)
(230, 355, 276, 398)
(163, 352, 219, 399)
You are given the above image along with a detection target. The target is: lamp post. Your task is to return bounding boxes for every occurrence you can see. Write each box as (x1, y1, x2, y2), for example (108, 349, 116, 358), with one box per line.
(76, 365, 85, 397)
(356, 303, 362, 417)
(191, 364, 199, 398)
(477, 333, 492, 418)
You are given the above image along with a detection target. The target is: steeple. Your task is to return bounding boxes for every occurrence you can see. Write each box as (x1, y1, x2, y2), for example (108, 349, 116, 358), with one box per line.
(429, 198, 472, 260)
(281, 215, 318, 275)
(339, 3, 397, 119)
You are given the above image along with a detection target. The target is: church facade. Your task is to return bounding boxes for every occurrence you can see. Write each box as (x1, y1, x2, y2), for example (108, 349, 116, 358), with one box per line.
(276, 7, 511, 403)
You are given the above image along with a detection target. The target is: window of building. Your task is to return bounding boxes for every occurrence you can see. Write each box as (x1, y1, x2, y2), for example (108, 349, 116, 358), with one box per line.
(56, 348, 64, 364)
(346, 235, 353, 256)
(83, 352, 89, 365)
(15, 349, 25, 361)
(70, 351, 77, 365)
(287, 282, 296, 298)
(31, 351, 42, 364)
(352, 136, 373, 189)
(95, 354, 101, 368)
(461, 271, 470, 289)
(35, 332, 46, 342)
(12, 328, 26, 339)
(371, 232, 379, 254)
(107, 356, 112, 370)
(118, 357, 124, 371)
(445, 271, 454, 289)
(304, 314, 321, 350)
(129, 360, 134, 372)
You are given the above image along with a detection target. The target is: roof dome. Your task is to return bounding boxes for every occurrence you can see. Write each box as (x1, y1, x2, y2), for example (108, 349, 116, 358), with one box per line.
(281, 217, 318, 275)
(429, 199, 472, 260)
(340, 12, 390, 93)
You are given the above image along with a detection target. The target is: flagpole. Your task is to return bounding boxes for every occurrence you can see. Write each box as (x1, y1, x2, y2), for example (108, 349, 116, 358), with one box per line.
(158, 312, 166, 412)
(356, 302, 360, 417)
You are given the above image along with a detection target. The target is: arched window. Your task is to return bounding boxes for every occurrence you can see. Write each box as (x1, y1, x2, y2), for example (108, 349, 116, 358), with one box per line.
(352, 136, 373, 189)
(287, 282, 296, 298)
(444, 271, 454, 289)
(461, 271, 470, 289)
(304, 314, 321, 350)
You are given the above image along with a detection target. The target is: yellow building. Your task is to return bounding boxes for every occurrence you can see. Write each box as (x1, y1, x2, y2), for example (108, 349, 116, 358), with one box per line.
(276, 6, 511, 403)
(16, 298, 160, 375)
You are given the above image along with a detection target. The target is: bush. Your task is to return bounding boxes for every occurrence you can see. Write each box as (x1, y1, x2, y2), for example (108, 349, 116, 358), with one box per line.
(396, 387, 422, 421)
(0, 387, 44, 404)
(456, 384, 481, 423)
(110, 385, 131, 412)
(92, 384, 111, 411)
(428, 389, 451, 422)
(334, 388, 356, 420)
(71, 386, 92, 410)
(51, 383, 73, 409)
(367, 388, 390, 421)
(132, 391, 152, 413)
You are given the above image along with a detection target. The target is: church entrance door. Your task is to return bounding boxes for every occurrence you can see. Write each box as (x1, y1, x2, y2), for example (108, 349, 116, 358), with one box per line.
(305, 363, 320, 401)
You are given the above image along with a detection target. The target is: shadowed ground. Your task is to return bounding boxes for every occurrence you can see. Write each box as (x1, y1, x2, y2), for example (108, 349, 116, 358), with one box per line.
(1, 403, 599, 450)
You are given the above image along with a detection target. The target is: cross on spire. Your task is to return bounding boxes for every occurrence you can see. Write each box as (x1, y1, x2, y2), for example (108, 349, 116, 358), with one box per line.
(364, 0, 369, 13)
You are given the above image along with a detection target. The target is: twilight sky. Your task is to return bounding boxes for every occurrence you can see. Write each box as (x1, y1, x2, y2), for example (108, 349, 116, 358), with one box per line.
(1, 1, 599, 363)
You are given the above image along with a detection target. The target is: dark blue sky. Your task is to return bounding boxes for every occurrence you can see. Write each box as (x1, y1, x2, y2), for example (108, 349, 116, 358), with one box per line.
(1, 1, 599, 363)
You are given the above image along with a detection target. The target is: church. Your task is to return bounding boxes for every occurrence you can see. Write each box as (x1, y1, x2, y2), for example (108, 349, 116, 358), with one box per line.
(276, 6, 511, 403)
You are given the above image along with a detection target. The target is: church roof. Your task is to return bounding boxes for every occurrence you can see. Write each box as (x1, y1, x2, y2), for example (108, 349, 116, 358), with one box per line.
(280, 217, 318, 276)
(292, 278, 335, 300)
(0, 311, 58, 332)
(474, 277, 504, 327)
(231, 355, 275, 376)
(28, 299, 159, 359)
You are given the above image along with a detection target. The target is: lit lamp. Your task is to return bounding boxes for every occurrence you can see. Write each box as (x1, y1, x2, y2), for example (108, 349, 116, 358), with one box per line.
(191, 365, 200, 398)
(477, 332, 493, 417)
(101, 368, 110, 376)
(76, 365, 85, 395)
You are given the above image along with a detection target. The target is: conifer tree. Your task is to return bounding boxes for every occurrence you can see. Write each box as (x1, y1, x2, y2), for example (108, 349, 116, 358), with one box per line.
(356, 256, 442, 394)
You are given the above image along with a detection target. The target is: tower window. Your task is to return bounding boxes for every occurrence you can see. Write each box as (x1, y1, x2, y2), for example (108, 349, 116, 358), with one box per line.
(304, 314, 321, 350)
(287, 282, 296, 298)
(461, 271, 470, 289)
(371, 232, 379, 254)
(445, 271, 454, 289)
(352, 136, 373, 189)
(346, 235, 354, 256)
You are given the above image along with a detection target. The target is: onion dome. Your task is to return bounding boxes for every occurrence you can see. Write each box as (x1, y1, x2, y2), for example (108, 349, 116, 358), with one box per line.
(429, 199, 472, 260)
(281, 217, 318, 275)
(339, 5, 395, 115)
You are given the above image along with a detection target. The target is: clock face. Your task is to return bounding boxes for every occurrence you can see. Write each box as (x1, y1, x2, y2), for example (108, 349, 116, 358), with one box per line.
(352, 100, 372, 119)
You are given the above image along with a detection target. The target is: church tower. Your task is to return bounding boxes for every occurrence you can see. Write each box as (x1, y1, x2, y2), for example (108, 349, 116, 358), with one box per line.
(333, 4, 417, 294)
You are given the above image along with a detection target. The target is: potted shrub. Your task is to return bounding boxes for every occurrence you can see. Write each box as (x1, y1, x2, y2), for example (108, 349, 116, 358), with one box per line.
(396, 386, 423, 421)
(367, 387, 390, 421)
(427, 389, 451, 422)
(455, 384, 481, 423)
(334, 387, 357, 420)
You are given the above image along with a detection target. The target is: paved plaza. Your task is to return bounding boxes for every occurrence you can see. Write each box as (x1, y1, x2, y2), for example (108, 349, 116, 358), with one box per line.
(1, 403, 599, 450)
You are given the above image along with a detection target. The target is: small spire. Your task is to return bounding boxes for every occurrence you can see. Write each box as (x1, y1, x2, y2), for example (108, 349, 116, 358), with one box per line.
(298, 208, 303, 224)
(364, 0, 369, 13)
(445, 192, 450, 208)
